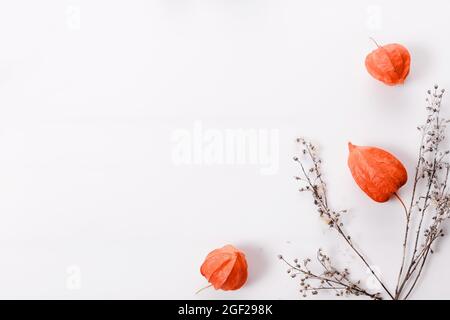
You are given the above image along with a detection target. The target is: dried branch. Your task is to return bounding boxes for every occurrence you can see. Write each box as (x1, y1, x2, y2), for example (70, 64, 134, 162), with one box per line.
(282, 85, 450, 300)
(278, 250, 381, 300)
(285, 138, 393, 299)
(395, 85, 450, 299)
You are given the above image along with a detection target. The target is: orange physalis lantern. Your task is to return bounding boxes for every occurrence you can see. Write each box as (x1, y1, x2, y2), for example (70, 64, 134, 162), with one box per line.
(347, 142, 407, 203)
(200, 245, 248, 291)
(365, 40, 410, 86)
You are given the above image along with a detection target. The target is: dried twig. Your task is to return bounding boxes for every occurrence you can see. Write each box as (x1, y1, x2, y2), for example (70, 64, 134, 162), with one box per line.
(395, 85, 449, 299)
(281, 85, 450, 300)
(284, 138, 391, 299)
(278, 250, 381, 300)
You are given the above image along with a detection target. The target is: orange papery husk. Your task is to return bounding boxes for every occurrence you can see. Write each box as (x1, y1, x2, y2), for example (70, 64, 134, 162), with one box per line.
(200, 245, 248, 291)
(347, 142, 408, 202)
(365, 43, 411, 86)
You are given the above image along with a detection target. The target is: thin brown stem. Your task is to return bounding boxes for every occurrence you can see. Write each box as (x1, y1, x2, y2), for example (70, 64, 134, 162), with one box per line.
(413, 160, 436, 257)
(394, 193, 408, 219)
(404, 244, 431, 299)
(395, 133, 425, 299)
(394, 193, 410, 299)
(369, 37, 381, 48)
(195, 284, 213, 295)
(335, 224, 395, 300)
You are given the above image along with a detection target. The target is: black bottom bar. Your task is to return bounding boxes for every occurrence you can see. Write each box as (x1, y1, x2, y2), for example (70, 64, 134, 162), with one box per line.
(0, 300, 446, 318)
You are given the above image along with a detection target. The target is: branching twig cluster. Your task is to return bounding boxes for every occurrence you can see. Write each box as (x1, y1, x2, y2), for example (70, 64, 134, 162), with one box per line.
(278, 250, 381, 300)
(394, 85, 449, 299)
(280, 85, 450, 300)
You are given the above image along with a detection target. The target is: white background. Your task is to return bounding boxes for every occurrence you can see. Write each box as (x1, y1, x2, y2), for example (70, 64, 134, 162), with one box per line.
(1, 0, 450, 299)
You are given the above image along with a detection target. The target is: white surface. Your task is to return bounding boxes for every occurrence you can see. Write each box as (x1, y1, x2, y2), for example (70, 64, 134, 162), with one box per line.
(1, 0, 450, 299)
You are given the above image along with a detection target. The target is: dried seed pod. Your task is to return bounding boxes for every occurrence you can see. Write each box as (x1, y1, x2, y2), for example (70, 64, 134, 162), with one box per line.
(365, 42, 410, 86)
(348, 142, 407, 202)
(200, 245, 248, 291)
